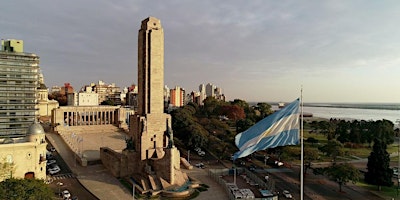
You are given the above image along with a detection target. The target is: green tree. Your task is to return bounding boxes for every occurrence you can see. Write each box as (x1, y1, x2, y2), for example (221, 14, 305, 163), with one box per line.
(323, 163, 361, 192)
(373, 120, 395, 145)
(0, 178, 53, 200)
(335, 120, 350, 143)
(255, 102, 273, 119)
(202, 97, 225, 117)
(304, 147, 319, 174)
(187, 124, 209, 148)
(318, 140, 344, 163)
(0, 160, 14, 180)
(236, 118, 255, 133)
(101, 99, 115, 106)
(365, 138, 393, 190)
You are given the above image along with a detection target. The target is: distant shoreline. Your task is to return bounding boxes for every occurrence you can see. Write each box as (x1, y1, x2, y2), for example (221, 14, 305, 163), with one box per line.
(263, 102, 400, 111)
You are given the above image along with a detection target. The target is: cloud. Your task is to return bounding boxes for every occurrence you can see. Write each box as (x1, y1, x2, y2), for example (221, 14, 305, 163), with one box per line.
(1, 0, 400, 102)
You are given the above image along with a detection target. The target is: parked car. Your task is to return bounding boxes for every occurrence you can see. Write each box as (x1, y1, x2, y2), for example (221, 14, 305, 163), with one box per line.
(194, 147, 205, 156)
(62, 189, 71, 199)
(47, 164, 61, 175)
(282, 190, 292, 199)
(197, 150, 205, 156)
(275, 160, 284, 167)
(48, 164, 60, 171)
(393, 167, 398, 177)
(46, 151, 53, 159)
(248, 164, 256, 171)
(49, 168, 60, 175)
(195, 163, 204, 168)
(46, 159, 56, 166)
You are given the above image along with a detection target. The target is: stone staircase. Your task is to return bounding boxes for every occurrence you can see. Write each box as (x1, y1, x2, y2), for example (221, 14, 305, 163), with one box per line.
(57, 124, 121, 135)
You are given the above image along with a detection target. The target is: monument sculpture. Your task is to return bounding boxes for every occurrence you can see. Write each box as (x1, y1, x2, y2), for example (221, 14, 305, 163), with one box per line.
(101, 17, 193, 197)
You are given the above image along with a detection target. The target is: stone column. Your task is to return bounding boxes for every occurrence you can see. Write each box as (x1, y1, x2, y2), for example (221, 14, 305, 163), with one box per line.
(111, 110, 114, 125)
(66, 111, 69, 126)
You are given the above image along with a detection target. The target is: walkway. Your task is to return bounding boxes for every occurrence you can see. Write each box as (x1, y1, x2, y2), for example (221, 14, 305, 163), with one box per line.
(46, 131, 133, 200)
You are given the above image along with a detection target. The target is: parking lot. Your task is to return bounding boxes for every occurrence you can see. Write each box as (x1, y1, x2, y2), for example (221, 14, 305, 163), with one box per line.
(45, 142, 98, 200)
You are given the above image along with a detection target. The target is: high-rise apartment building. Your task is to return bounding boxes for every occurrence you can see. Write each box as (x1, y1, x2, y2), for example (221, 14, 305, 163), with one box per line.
(0, 39, 39, 137)
(205, 83, 216, 97)
(170, 86, 185, 107)
(199, 84, 206, 105)
(91, 80, 121, 105)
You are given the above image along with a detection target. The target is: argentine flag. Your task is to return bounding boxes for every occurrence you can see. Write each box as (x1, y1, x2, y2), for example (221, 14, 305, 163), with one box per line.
(233, 98, 300, 160)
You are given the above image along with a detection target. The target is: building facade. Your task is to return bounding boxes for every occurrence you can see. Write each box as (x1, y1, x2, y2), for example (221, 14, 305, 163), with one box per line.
(0, 39, 39, 138)
(37, 73, 59, 117)
(169, 86, 185, 107)
(68, 86, 99, 106)
(0, 122, 48, 181)
(92, 81, 121, 105)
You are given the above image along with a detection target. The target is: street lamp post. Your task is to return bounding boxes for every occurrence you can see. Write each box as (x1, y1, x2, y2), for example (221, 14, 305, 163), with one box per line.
(57, 182, 63, 196)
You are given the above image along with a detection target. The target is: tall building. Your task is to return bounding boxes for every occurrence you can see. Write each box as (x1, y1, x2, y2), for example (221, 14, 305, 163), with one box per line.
(91, 80, 122, 105)
(60, 83, 74, 96)
(205, 83, 215, 97)
(0, 39, 47, 181)
(0, 39, 39, 137)
(170, 86, 185, 107)
(199, 84, 206, 105)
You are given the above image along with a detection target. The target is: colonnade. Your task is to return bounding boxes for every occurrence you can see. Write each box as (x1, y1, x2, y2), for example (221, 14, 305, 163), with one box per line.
(51, 106, 126, 128)
(64, 110, 116, 126)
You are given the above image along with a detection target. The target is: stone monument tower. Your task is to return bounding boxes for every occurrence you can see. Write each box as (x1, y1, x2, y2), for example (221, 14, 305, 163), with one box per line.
(128, 16, 188, 188)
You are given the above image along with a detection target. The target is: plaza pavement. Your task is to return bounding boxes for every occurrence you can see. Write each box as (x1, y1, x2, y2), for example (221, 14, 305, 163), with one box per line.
(46, 125, 229, 200)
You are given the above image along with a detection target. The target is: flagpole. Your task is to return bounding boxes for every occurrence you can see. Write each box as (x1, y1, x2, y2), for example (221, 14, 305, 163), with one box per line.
(300, 87, 304, 200)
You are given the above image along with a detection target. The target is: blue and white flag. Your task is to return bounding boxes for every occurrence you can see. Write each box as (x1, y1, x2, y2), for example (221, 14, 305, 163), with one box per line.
(233, 98, 300, 160)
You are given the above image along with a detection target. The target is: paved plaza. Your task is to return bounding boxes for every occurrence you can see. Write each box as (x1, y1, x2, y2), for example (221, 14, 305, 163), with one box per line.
(59, 125, 126, 161)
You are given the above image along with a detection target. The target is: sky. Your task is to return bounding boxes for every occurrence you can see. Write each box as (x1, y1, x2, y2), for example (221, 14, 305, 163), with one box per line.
(2, 1, 400, 103)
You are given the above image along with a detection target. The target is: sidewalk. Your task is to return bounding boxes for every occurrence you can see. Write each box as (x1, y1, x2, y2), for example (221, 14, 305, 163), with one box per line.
(46, 132, 132, 200)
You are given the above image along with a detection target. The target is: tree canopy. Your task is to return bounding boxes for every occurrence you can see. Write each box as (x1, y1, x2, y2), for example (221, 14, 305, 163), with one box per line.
(0, 178, 53, 200)
(365, 138, 393, 189)
(323, 163, 361, 192)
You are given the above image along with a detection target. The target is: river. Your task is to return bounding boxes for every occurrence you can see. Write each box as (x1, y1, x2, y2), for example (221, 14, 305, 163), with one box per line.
(271, 102, 400, 125)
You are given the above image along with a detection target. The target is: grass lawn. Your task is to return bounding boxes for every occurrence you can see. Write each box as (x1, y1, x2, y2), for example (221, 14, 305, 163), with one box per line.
(356, 181, 399, 200)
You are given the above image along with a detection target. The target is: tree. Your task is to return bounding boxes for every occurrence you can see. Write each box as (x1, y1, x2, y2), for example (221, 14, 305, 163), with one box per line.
(304, 147, 319, 174)
(365, 138, 393, 190)
(323, 163, 361, 192)
(219, 105, 245, 122)
(202, 97, 224, 117)
(318, 140, 344, 163)
(101, 99, 115, 106)
(236, 118, 254, 133)
(0, 178, 53, 200)
(48, 92, 67, 106)
(255, 103, 273, 119)
(0, 160, 14, 181)
(186, 124, 209, 148)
